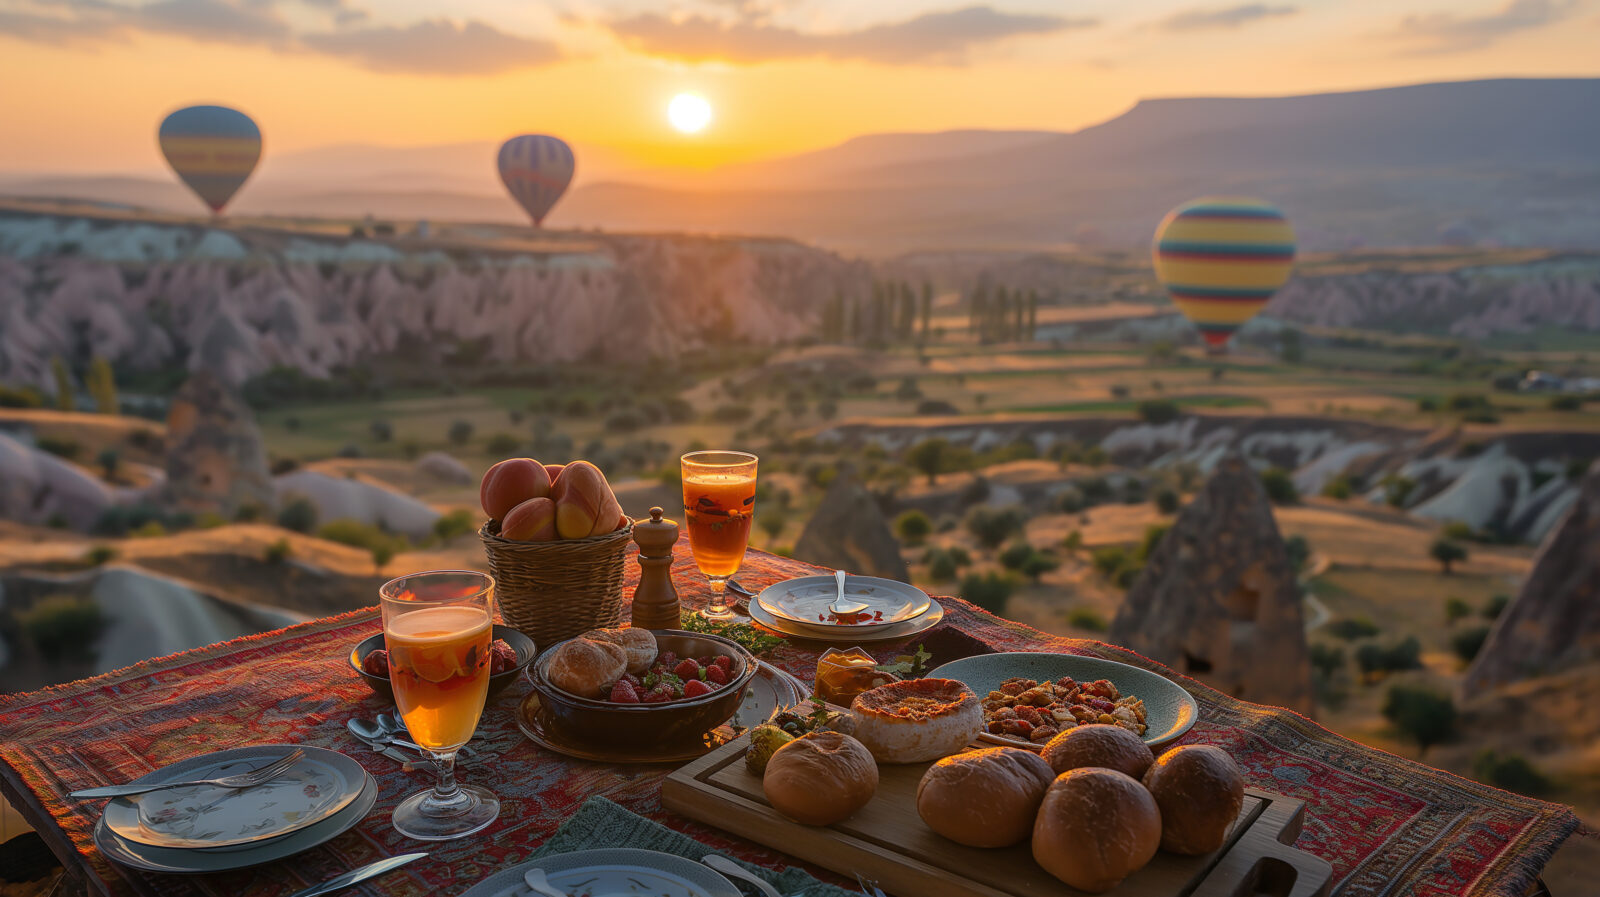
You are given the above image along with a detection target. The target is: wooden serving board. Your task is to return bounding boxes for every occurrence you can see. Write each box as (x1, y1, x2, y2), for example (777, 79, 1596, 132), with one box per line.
(664, 735, 1332, 897)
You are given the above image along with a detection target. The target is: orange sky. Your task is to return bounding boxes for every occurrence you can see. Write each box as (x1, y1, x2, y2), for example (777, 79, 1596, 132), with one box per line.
(1, 0, 1597, 179)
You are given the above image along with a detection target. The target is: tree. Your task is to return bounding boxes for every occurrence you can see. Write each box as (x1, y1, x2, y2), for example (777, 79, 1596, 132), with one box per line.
(965, 506, 1026, 551)
(49, 355, 74, 411)
(448, 420, 474, 446)
(1019, 552, 1060, 583)
(276, 496, 319, 534)
(369, 419, 393, 442)
(1309, 643, 1345, 680)
(371, 542, 396, 574)
(905, 438, 949, 485)
(894, 510, 931, 545)
(97, 448, 120, 483)
(1450, 626, 1491, 663)
(87, 356, 117, 414)
(1473, 750, 1549, 795)
(998, 541, 1035, 571)
(1279, 327, 1304, 364)
(1482, 594, 1511, 620)
(1429, 538, 1468, 574)
(1382, 685, 1456, 756)
(1136, 399, 1181, 424)
(1284, 535, 1311, 574)
(1444, 596, 1471, 624)
(1260, 468, 1299, 505)
(959, 572, 1015, 615)
(263, 538, 293, 564)
(919, 282, 933, 340)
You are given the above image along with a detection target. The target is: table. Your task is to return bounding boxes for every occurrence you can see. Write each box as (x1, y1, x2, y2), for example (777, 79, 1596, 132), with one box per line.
(0, 544, 1579, 897)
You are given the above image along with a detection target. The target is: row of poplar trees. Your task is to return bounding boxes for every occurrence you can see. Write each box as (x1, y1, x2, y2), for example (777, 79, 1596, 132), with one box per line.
(50, 355, 119, 414)
(968, 285, 1040, 344)
(819, 281, 935, 345)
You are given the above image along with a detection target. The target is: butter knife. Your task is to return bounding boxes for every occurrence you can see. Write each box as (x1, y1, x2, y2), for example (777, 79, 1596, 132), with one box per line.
(286, 852, 428, 897)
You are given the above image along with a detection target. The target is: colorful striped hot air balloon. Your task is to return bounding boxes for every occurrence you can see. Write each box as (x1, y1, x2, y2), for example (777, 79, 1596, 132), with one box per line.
(1152, 196, 1296, 350)
(158, 105, 261, 215)
(497, 135, 575, 227)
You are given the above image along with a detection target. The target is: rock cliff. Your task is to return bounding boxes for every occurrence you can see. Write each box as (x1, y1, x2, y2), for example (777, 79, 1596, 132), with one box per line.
(793, 467, 911, 582)
(1109, 453, 1315, 715)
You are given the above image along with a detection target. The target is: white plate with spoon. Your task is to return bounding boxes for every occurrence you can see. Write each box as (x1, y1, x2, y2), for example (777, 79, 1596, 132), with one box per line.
(755, 572, 931, 634)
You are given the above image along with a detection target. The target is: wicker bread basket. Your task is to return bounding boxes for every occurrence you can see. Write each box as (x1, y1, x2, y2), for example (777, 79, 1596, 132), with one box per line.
(479, 517, 634, 651)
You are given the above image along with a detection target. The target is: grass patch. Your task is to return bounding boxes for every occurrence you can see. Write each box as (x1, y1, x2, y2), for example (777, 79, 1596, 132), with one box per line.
(1001, 395, 1268, 414)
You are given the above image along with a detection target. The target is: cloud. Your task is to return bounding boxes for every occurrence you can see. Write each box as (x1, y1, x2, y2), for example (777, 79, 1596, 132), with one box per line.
(1156, 4, 1298, 32)
(1391, 0, 1576, 53)
(301, 18, 562, 74)
(607, 5, 1095, 65)
(0, 0, 562, 74)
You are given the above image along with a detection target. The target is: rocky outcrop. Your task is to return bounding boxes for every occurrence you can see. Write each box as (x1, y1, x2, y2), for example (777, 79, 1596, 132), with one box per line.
(1462, 461, 1600, 693)
(0, 210, 872, 388)
(163, 371, 274, 517)
(0, 431, 115, 530)
(1110, 453, 1314, 715)
(415, 451, 473, 485)
(274, 470, 439, 540)
(792, 468, 910, 583)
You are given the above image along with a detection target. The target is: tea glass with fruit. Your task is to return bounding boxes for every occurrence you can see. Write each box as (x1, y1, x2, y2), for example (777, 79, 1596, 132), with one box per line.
(380, 570, 501, 840)
(680, 451, 758, 621)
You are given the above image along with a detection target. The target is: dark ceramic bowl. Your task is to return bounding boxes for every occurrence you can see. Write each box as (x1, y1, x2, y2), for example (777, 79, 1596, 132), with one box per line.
(348, 624, 535, 703)
(528, 629, 758, 748)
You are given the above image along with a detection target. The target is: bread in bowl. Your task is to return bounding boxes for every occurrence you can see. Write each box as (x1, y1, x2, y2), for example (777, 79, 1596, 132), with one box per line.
(762, 731, 879, 826)
(850, 678, 982, 763)
(1040, 723, 1155, 780)
(1142, 744, 1245, 855)
(1033, 767, 1161, 893)
(580, 626, 657, 675)
(916, 747, 1055, 847)
(547, 637, 627, 698)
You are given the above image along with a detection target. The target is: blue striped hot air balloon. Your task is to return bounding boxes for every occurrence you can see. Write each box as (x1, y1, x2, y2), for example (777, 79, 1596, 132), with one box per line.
(497, 135, 575, 227)
(158, 105, 261, 214)
(1152, 197, 1296, 350)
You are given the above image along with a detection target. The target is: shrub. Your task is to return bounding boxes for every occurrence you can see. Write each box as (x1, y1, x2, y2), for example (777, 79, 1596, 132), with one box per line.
(1154, 487, 1180, 514)
(1309, 643, 1345, 679)
(1382, 685, 1456, 755)
(368, 419, 393, 442)
(263, 538, 293, 564)
(98, 448, 120, 481)
(1019, 551, 1060, 583)
(1472, 750, 1549, 795)
(0, 384, 43, 408)
(485, 432, 521, 456)
(337, 443, 364, 459)
(904, 438, 950, 485)
(1441, 521, 1475, 542)
(1284, 535, 1311, 574)
(1450, 626, 1492, 663)
(945, 545, 972, 567)
(277, 496, 319, 534)
(1067, 607, 1108, 632)
(84, 545, 118, 566)
(19, 595, 106, 663)
(432, 509, 476, 543)
(1260, 467, 1299, 505)
(317, 519, 399, 553)
(371, 542, 397, 574)
(1548, 394, 1583, 412)
(1321, 475, 1353, 500)
(964, 506, 1026, 551)
(1327, 617, 1380, 641)
(36, 436, 80, 460)
(1120, 477, 1146, 504)
(1356, 636, 1423, 677)
(1082, 445, 1109, 467)
(894, 510, 932, 544)
(957, 475, 991, 508)
(915, 399, 959, 416)
(998, 540, 1035, 571)
(1483, 594, 1511, 620)
(1384, 474, 1417, 508)
(131, 520, 167, 538)
(1136, 399, 1180, 424)
(711, 403, 753, 422)
(959, 572, 1016, 615)
(1078, 476, 1112, 503)
(758, 511, 786, 542)
(1429, 538, 1468, 574)
(926, 551, 958, 582)
(448, 420, 474, 445)
(1062, 530, 1083, 552)
(1057, 485, 1086, 513)
(1444, 596, 1472, 624)
(893, 378, 923, 401)
(1091, 546, 1128, 578)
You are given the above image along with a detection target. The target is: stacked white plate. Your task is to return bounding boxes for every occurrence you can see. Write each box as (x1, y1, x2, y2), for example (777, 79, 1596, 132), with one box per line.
(92, 744, 376, 873)
(750, 575, 943, 643)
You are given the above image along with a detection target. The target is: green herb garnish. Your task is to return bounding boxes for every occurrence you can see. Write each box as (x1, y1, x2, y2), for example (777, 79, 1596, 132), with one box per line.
(875, 644, 933, 679)
(680, 611, 785, 656)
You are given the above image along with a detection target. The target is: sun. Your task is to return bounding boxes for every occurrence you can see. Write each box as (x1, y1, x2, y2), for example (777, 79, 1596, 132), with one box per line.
(667, 93, 712, 134)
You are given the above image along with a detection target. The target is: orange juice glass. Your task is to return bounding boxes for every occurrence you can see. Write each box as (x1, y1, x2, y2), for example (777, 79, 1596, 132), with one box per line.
(380, 570, 500, 841)
(682, 451, 757, 621)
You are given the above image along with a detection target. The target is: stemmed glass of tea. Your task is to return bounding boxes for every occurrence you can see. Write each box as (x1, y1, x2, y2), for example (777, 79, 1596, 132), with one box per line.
(380, 570, 500, 840)
(680, 451, 758, 621)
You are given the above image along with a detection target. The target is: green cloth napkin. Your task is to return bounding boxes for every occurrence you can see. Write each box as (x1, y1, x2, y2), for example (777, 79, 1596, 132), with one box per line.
(531, 795, 862, 897)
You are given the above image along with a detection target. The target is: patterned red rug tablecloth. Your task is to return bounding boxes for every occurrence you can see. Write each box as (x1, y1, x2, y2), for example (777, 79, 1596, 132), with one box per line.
(0, 544, 1579, 897)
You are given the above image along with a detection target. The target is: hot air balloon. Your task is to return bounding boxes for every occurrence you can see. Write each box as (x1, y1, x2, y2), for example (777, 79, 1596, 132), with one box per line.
(1152, 196, 1296, 351)
(158, 105, 261, 215)
(497, 135, 574, 227)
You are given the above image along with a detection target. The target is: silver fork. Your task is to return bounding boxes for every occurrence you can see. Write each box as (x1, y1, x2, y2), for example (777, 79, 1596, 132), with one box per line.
(70, 749, 306, 799)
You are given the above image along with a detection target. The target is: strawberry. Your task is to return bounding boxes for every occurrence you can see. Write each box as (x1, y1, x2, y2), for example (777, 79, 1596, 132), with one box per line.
(674, 659, 702, 680)
(710, 655, 733, 673)
(609, 680, 640, 703)
(704, 664, 728, 685)
(657, 650, 678, 669)
(641, 685, 672, 704)
(621, 673, 642, 688)
(361, 649, 390, 678)
(683, 679, 713, 698)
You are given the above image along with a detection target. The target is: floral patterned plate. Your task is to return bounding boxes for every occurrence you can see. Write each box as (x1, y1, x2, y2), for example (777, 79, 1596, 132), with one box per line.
(457, 849, 741, 897)
(102, 745, 365, 849)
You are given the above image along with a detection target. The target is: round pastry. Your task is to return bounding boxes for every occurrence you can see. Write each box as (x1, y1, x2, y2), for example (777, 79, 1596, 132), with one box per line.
(580, 626, 658, 675)
(850, 678, 982, 763)
(1033, 768, 1161, 893)
(546, 637, 627, 698)
(1040, 724, 1155, 780)
(1142, 745, 1245, 855)
(915, 747, 1055, 847)
(763, 731, 879, 826)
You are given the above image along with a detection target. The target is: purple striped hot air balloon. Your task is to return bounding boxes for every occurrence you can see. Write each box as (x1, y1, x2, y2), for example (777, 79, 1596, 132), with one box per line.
(497, 135, 575, 227)
(158, 105, 261, 215)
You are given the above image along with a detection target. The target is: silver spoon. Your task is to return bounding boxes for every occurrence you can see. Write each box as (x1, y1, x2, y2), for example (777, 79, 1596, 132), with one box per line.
(377, 712, 477, 759)
(522, 868, 566, 897)
(702, 855, 781, 897)
(827, 569, 868, 616)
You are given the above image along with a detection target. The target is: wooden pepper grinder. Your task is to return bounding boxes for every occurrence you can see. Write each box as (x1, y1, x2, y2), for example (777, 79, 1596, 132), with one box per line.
(630, 507, 682, 630)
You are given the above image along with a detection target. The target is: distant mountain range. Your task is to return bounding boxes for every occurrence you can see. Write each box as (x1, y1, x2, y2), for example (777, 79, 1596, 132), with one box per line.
(3, 78, 1598, 255)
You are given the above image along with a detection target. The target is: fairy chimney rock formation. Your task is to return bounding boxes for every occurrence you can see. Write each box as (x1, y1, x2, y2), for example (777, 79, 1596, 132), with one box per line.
(1462, 460, 1600, 694)
(1110, 453, 1314, 715)
(793, 467, 911, 583)
(164, 370, 274, 517)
